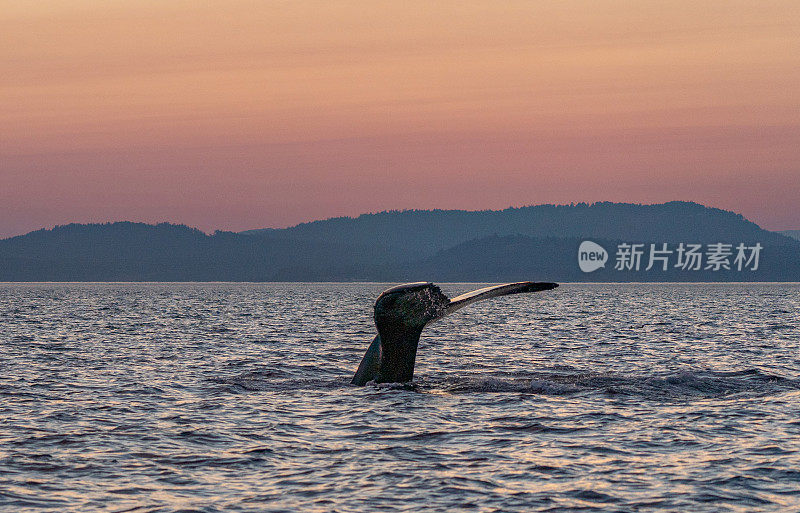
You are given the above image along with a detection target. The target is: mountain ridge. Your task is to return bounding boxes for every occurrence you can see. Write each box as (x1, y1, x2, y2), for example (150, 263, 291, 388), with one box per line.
(1, 202, 797, 281)
(241, 201, 792, 260)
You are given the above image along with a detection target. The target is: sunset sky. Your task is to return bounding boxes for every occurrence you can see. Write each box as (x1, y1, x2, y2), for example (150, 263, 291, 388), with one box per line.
(2, 1, 798, 237)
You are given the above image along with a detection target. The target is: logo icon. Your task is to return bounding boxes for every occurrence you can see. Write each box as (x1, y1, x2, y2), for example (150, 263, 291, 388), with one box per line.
(578, 241, 608, 273)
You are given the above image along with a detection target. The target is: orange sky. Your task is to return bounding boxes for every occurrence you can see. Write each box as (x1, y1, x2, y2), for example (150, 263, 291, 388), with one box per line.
(2, 1, 799, 237)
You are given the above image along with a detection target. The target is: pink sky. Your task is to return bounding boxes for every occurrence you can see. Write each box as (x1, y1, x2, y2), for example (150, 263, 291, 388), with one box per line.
(2, 1, 799, 238)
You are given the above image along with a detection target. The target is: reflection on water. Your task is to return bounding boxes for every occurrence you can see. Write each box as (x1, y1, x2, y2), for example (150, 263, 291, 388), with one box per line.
(1, 283, 799, 512)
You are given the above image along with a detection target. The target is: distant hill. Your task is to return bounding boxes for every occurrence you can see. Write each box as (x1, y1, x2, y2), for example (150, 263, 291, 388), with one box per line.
(0, 222, 385, 281)
(242, 201, 791, 260)
(1, 202, 798, 281)
(780, 230, 800, 242)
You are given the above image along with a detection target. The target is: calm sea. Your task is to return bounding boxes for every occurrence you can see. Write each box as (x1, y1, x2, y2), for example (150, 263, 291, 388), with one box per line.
(1, 283, 799, 512)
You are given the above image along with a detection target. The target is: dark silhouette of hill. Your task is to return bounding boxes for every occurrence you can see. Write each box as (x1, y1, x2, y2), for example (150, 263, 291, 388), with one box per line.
(0, 203, 797, 281)
(0, 222, 384, 281)
(243, 201, 792, 261)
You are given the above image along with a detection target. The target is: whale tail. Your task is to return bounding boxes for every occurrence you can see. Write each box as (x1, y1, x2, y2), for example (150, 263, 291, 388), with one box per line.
(351, 281, 558, 385)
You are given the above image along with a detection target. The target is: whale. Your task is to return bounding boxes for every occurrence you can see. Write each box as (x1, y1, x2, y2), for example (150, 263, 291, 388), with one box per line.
(351, 281, 558, 385)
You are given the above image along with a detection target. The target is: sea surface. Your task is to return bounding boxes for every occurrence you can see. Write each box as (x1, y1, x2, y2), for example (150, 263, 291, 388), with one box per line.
(1, 283, 799, 512)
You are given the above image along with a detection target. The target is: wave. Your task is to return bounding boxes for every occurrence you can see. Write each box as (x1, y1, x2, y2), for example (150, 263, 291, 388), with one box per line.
(213, 368, 800, 400)
(422, 368, 799, 398)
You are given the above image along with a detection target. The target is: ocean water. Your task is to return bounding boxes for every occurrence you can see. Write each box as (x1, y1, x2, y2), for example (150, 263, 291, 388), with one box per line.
(1, 283, 799, 512)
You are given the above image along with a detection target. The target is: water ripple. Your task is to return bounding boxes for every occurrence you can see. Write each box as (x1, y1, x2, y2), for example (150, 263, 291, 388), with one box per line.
(0, 282, 799, 512)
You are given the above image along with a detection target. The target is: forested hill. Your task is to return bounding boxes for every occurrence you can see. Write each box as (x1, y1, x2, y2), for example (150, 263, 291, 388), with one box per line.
(1, 202, 797, 281)
(242, 201, 790, 258)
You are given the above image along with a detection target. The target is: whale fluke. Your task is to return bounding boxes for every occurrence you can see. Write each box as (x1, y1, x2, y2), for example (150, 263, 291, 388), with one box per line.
(351, 281, 558, 385)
